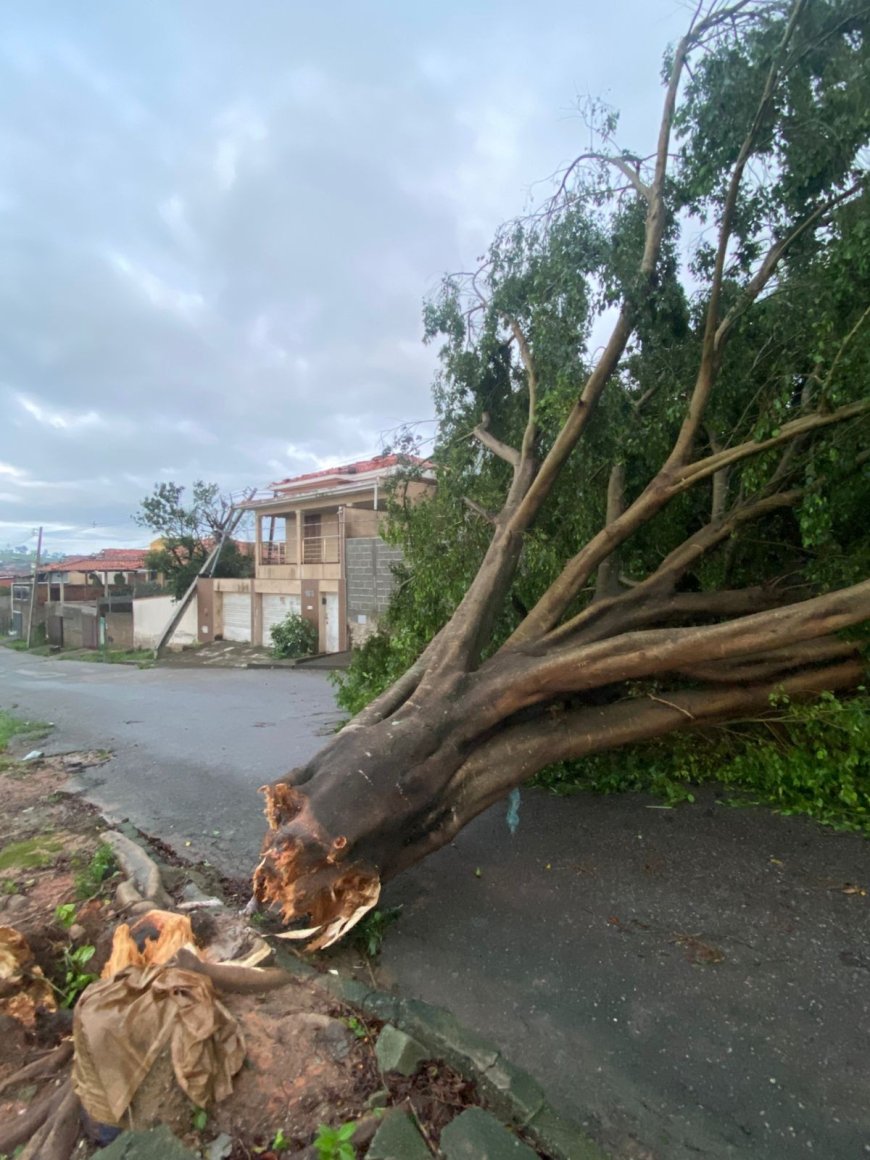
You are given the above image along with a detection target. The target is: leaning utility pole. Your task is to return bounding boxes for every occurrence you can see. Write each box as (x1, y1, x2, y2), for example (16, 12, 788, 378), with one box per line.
(153, 490, 255, 658)
(25, 525, 43, 648)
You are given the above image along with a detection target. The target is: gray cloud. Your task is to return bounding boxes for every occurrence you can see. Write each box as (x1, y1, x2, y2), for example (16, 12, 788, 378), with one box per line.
(0, 0, 688, 553)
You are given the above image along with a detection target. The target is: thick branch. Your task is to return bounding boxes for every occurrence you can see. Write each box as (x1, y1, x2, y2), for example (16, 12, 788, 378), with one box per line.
(556, 586, 790, 648)
(675, 398, 870, 491)
(594, 463, 626, 599)
(511, 398, 865, 643)
(676, 636, 858, 683)
(509, 318, 539, 464)
(483, 580, 870, 724)
(472, 416, 521, 467)
(716, 179, 866, 350)
(401, 657, 864, 872)
(507, 8, 698, 536)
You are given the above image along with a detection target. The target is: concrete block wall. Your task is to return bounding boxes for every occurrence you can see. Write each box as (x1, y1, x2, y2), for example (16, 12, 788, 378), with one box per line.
(346, 537, 403, 645)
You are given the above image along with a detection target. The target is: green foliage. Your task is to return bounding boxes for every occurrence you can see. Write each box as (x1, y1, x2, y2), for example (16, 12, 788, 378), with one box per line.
(535, 690, 870, 832)
(54, 902, 76, 928)
(270, 613, 318, 659)
(314, 1120, 357, 1160)
(271, 1128, 289, 1152)
(342, 1015, 368, 1040)
(352, 905, 403, 958)
(191, 1106, 208, 1132)
(58, 943, 96, 1007)
(0, 837, 61, 872)
(332, 632, 410, 716)
(74, 842, 117, 900)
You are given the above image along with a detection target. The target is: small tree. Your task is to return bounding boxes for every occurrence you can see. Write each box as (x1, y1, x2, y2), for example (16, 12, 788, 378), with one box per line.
(271, 613, 318, 659)
(134, 481, 252, 599)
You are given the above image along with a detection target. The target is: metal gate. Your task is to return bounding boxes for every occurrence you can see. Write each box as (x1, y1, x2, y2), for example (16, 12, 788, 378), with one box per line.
(260, 594, 301, 647)
(221, 593, 251, 642)
(46, 614, 64, 648)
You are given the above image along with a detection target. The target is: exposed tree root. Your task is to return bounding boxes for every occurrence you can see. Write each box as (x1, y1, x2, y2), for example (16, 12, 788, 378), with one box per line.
(0, 1038, 73, 1098)
(0, 1077, 75, 1156)
(17, 1082, 80, 1160)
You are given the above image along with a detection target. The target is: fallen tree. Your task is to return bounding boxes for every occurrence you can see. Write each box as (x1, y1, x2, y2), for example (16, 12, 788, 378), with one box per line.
(254, 0, 870, 948)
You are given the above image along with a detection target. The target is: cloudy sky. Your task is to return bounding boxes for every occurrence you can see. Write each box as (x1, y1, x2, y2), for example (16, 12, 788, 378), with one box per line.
(0, 0, 691, 555)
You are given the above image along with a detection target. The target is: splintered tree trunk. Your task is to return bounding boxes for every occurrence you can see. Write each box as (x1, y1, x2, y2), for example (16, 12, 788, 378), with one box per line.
(253, 578, 868, 949)
(252, 2, 870, 948)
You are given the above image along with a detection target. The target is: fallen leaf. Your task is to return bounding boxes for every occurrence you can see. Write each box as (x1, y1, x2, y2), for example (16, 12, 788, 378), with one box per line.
(674, 934, 725, 965)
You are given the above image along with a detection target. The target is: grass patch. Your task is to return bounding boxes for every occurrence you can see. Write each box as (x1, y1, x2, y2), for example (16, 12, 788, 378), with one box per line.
(0, 709, 51, 750)
(0, 835, 62, 871)
(1, 638, 30, 651)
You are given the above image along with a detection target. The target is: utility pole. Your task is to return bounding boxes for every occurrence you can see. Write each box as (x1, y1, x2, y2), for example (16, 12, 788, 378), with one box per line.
(26, 526, 43, 648)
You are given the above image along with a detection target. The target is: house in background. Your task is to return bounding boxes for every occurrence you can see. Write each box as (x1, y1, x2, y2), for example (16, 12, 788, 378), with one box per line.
(39, 548, 159, 595)
(197, 454, 432, 653)
(8, 548, 160, 647)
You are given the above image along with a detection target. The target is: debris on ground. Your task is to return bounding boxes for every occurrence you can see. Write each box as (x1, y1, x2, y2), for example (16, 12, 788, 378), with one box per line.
(0, 746, 551, 1158)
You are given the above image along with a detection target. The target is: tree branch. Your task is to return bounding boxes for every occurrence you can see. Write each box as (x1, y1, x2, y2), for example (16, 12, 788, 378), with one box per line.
(676, 636, 859, 683)
(675, 398, 870, 492)
(472, 415, 521, 467)
(666, 0, 809, 467)
(509, 318, 539, 464)
(420, 657, 863, 864)
(464, 496, 498, 524)
(715, 179, 866, 351)
(594, 463, 626, 599)
(512, 395, 866, 644)
(483, 580, 870, 726)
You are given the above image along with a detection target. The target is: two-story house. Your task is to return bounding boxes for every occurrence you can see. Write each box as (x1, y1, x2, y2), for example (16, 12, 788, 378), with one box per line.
(197, 454, 432, 654)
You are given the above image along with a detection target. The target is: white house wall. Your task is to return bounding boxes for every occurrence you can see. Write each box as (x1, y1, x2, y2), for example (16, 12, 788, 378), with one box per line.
(133, 594, 198, 650)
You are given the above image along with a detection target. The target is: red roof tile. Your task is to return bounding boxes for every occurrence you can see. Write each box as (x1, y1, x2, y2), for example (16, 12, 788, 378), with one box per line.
(270, 453, 424, 493)
(41, 549, 151, 574)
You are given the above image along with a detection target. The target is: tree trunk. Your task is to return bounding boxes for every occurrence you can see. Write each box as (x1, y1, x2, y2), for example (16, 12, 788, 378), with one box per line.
(254, 581, 870, 949)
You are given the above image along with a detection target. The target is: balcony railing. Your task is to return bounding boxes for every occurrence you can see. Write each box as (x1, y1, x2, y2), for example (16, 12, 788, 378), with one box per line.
(259, 534, 340, 566)
(260, 542, 291, 565)
(303, 532, 340, 564)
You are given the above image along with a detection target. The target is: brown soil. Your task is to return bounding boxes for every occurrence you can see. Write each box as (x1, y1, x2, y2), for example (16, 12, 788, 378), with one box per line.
(0, 752, 540, 1158)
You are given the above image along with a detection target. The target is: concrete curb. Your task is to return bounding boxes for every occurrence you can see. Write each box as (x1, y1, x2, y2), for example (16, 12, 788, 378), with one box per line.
(272, 950, 607, 1160)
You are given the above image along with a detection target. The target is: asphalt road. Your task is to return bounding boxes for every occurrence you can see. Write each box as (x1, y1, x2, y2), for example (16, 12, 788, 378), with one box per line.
(0, 648, 341, 871)
(2, 648, 869, 1160)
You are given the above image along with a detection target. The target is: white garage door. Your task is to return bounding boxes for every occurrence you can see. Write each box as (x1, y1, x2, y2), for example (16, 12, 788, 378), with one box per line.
(222, 593, 251, 642)
(261, 593, 302, 647)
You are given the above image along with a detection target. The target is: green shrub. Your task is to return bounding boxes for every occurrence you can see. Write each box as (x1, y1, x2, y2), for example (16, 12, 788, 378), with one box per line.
(270, 613, 318, 659)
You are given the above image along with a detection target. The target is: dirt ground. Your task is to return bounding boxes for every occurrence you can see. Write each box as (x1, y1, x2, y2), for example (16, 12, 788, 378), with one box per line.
(0, 749, 534, 1159)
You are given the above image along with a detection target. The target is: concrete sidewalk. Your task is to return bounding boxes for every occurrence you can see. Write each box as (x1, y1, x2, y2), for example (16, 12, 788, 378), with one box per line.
(158, 641, 350, 670)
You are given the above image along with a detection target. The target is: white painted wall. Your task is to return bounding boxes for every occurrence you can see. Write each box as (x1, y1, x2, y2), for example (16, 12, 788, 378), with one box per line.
(133, 594, 199, 650)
